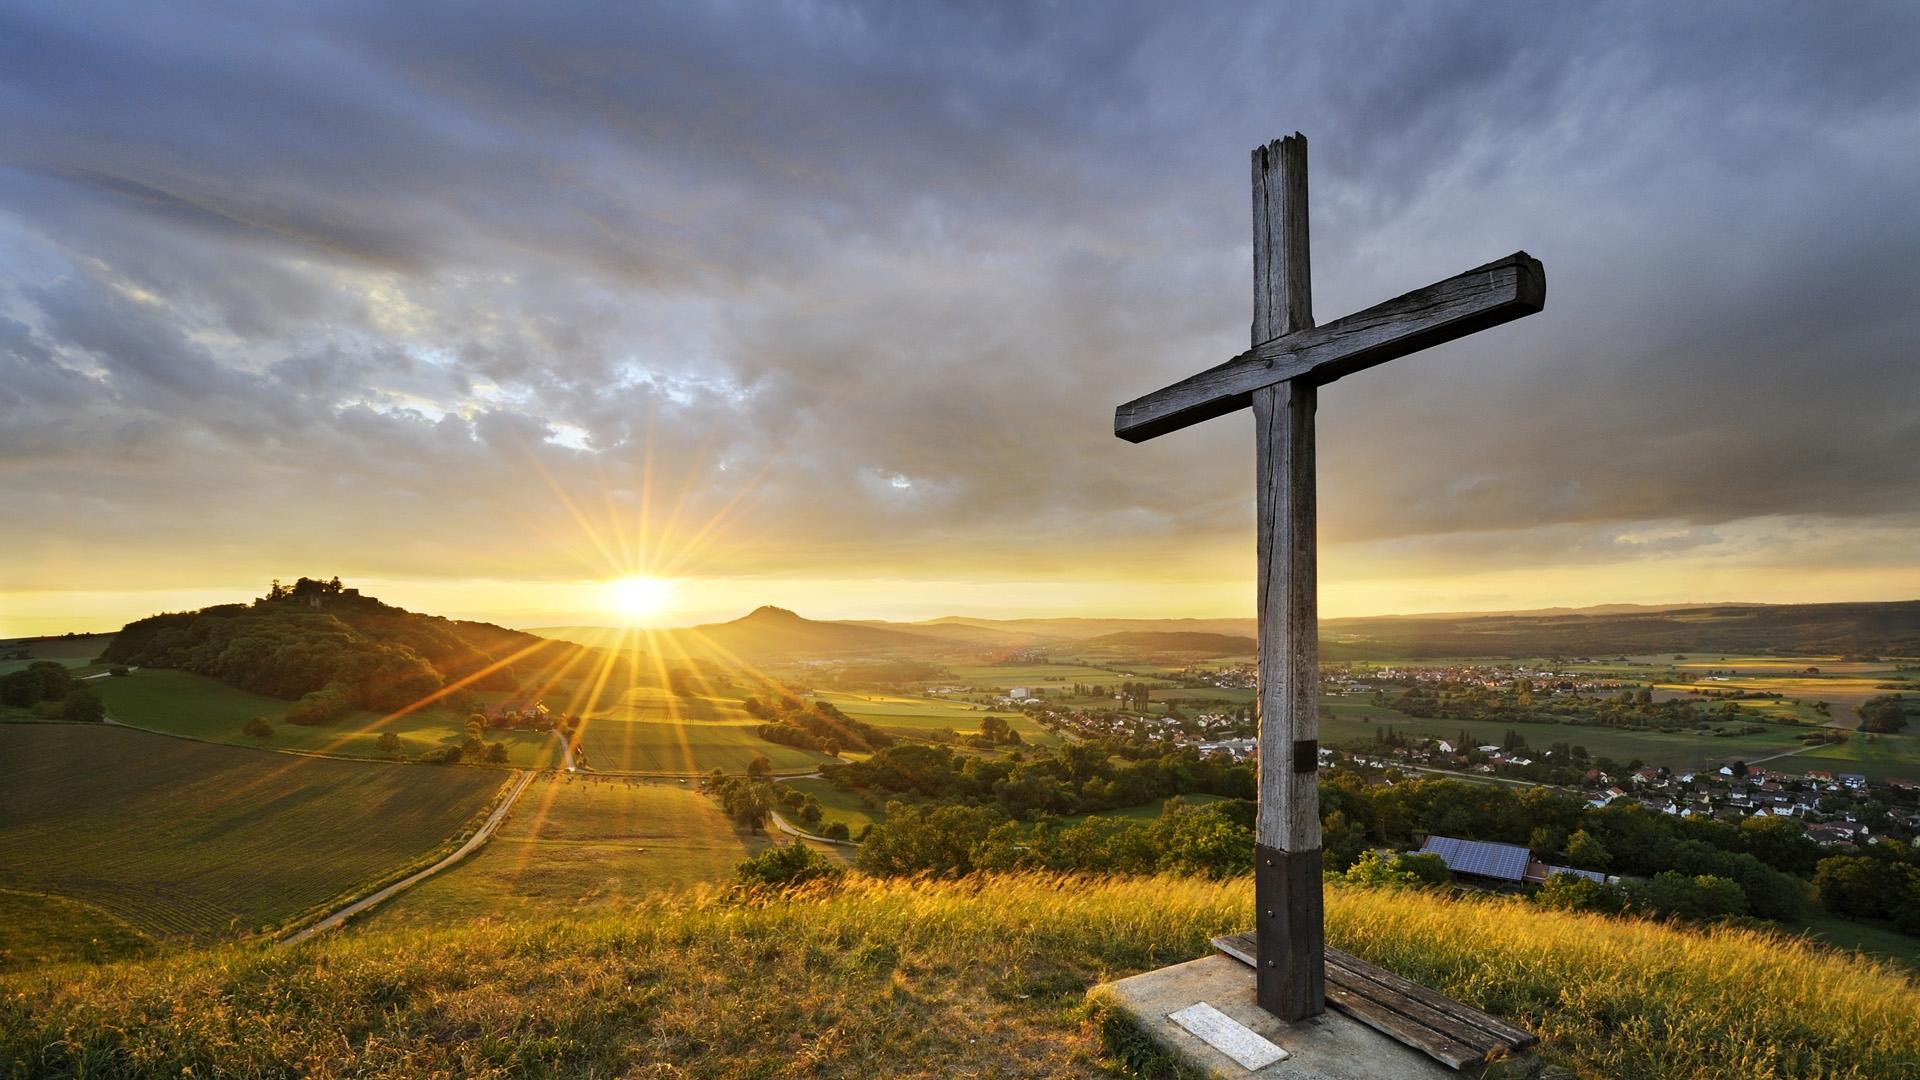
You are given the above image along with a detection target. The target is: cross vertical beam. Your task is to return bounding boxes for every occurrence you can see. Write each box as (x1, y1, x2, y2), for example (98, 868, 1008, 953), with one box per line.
(1251, 133, 1323, 1022)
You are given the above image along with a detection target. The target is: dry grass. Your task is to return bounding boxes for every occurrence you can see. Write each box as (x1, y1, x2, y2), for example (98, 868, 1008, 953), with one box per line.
(3, 876, 1915, 1079)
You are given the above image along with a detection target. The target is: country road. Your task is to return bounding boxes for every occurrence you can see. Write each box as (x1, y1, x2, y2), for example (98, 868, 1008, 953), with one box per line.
(279, 768, 535, 946)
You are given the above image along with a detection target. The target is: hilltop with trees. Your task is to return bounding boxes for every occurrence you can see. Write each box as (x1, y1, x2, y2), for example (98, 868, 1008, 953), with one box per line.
(101, 577, 611, 720)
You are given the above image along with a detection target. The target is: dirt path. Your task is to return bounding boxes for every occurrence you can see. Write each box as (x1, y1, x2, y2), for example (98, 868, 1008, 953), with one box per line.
(278, 769, 535, 946)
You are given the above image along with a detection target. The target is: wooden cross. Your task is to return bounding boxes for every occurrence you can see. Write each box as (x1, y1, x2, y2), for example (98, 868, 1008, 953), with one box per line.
(1114, 133, 1545, 1022)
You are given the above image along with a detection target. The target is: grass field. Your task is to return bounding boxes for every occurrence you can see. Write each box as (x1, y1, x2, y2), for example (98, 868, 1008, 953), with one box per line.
(1788, 732, 1920, 782)
(572, 715, 832, 775)
(4, 876, 1914, 1079)
(371, 775, 773, 927)
(817, 689, 1059, 746)
(1793, 912, 1920, 970)
(779, 776, 889, 834)
(0, 724, 508, 941)
(944, 663, 1169, 690)
(594, 685, 757, 723)
(91, 668, 567, 767)
(1319, 701, 1806, 771)
(0, 889, 150, 972)
(0, 634, 115, 676)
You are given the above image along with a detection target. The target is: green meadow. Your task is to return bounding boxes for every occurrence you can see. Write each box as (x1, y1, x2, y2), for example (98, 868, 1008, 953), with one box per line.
(778, 776, 890, 834)
(572, 714, 833, 775)
(0, 888, 151, 972)
(1319, 701, 1807, 772)
(817, 689, 1059, 745)
(371, 775, 774, 927)
(7, 876, 1915, 1080)
(91, 668, 566, 767)
(0, 725, 506, 940)
(0, 634, 115, 676)
(1790, 732, 1920, 783)
(943, 663, 1167, 689)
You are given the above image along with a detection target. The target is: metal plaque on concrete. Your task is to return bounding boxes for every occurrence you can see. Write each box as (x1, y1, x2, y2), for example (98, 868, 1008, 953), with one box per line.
(1167, 1001, 1291, 1071)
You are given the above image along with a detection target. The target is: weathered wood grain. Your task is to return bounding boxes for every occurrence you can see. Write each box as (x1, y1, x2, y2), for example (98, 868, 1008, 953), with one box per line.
(1324, 980, 1486, 1070)
(1251, 133, 1324, 1024)
(1114, 250, 1545, 442)
(1326, 948, 1537, 1050)
(1212, 932, 1538, 1070)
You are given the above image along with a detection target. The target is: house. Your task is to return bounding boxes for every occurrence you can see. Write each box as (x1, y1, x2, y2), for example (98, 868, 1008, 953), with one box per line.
(1807, 823, 1857, 845)
(1805, 770, 1834, 783)
(1419, 835, 1531, 885)
(1524, 861, 1609, 886)
(1838, 773, 1868, 790)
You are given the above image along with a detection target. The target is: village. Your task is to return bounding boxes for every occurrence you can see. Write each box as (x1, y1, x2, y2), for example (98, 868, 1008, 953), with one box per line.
(988, 676, 1920, 852)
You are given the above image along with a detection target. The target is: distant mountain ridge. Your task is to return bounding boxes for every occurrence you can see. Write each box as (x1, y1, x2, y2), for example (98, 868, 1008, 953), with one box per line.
(530, 599, 1920, 660)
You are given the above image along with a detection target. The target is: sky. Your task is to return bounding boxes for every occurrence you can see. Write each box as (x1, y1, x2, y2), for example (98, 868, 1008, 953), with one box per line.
(3, 1, 1919, 634)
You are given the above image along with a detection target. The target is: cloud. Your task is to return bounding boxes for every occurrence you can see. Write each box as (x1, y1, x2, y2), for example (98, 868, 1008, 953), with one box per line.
(2, 0, 1917, 615)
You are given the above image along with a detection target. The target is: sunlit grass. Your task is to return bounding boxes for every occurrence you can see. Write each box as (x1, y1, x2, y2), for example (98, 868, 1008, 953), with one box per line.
(4, 875, 1913, 1078)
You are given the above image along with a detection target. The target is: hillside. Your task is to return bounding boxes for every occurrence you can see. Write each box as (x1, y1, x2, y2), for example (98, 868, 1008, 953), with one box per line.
(1080, 631, 1256, 654)
(535, 599, 1920, 665)
(2, 875, 1913, 1078)
(535, 606, 981, 660)
(102, 577, 601, 712)
(1321, 600, 1920, 658)
(0, 725, 505, 943)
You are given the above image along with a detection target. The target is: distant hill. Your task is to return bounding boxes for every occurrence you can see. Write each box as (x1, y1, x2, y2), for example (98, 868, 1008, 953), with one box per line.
(1319, 600, 1920, 658)
(1080, 631, 1255, 655)
(917, 615, 1258, 641)
(533, 600, 1920, 663)
(103, 577, 598, 711)
(533, 607, 980, 660)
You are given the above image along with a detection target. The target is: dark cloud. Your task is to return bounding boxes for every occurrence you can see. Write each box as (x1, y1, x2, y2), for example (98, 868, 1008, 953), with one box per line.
(2, 0, 1917, 604)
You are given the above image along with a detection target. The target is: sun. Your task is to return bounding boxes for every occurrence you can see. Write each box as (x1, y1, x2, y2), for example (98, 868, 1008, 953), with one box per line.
(605, 576, 673, 624)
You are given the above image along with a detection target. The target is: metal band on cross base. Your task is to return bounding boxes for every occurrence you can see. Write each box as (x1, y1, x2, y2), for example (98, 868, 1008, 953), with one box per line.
(1256, 843, 1324, 1020)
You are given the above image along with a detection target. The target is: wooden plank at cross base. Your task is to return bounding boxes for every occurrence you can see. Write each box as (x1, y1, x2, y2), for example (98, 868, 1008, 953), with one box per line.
(1211, 932, 1539, 1071)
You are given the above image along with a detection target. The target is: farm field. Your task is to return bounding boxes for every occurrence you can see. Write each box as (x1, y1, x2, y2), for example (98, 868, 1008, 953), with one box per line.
(0, 634, 115, 676)
(1318, 704, 1807, 773)
(817, 689, 1058, 745)
(370, 775, 771, 927)
(943, 663, 1166, 690)
(594, 684, 757, 723)
(0, 888, 151, 972)
(571, 715, 832, 775)
(91, 668, 565, 767)
(1662, 658, 1907, 727)
(1788, 732, 1920, 783)
(779, 776, 888, 834)
(1152, 685, 1257, 705)
(0, 724, 507, 941)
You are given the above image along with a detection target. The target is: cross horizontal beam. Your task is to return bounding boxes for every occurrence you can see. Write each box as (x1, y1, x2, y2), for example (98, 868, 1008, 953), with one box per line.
(1114, 251, 1544, 443)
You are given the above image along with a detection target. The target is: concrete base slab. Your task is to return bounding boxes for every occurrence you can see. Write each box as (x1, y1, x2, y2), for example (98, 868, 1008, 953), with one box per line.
(1091, 954, 1465, 1079)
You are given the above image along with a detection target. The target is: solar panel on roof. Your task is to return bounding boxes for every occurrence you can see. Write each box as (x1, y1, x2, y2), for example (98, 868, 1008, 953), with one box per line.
(1419, 835, 1530, 882)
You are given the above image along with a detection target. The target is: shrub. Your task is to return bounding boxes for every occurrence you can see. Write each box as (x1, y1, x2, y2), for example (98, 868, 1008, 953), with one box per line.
(60, 688, 106, 724)
(735, 842, 844, 890)
(242, 716, 274, 739)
